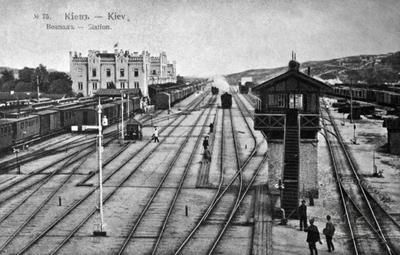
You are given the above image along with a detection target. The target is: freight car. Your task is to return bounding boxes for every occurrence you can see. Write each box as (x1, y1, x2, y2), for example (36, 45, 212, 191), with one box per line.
(221, 92, 232, 109)
(332, 86, 400, 108)
(33, 109, 61, 136)
(211, 86, 219, 95)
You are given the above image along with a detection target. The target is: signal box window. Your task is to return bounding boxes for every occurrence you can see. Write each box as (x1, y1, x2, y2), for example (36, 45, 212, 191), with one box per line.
(289, 94, 303, 109)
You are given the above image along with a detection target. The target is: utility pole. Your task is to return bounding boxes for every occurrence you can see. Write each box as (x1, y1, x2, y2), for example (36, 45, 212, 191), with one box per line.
(350, 79, 353, 124)
(120, 90, 124, 144)
(94, 97, 106, 236)
(36, 75, 40, 102)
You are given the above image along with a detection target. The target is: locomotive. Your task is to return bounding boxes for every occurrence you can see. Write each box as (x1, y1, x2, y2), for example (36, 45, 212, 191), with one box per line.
(221, 92, 232, 109)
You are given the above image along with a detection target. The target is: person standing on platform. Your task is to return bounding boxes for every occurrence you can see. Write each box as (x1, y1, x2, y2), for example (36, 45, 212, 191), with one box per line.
(306, 218, 322, 255)
(298, 199, 308, 231)
(209, 122, 214, 133)
(153, 127, 159, 143)
(323, 215, 335, 252)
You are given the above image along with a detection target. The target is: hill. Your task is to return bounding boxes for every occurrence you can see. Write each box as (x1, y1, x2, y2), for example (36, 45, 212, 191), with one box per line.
(225, 51, 400, 86)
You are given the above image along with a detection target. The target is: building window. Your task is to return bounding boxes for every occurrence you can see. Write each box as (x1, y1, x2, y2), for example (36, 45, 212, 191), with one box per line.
(134, 82, 139, 88)
(107, 82, 115, 89)
(134, 69, 139, 77)
(92, 68, 97, 77)
(92, 82, 97, 90)
(289, 94, 303, 109)
(268, 94, 285, 108)
(120, 69, 125, 77)
(78, 82, 83, 90)
(121, 82, 125, 89)
(106, 68, 111, 77)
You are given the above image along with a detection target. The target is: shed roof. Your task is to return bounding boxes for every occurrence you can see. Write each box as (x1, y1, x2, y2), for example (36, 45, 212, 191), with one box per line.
(126, 119, 143, 126)
(95, 88, 142, 97)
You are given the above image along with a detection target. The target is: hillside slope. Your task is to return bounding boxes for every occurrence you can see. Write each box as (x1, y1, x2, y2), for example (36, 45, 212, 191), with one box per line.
(225, 51, 400, 86)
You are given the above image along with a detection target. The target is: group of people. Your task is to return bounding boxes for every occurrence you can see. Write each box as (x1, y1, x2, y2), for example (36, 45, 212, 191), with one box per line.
(299, 200, 336, 254)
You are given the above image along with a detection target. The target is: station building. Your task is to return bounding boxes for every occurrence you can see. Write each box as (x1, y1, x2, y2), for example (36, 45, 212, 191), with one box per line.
(70, 50, 176, 97)
(253, 60, 331, 218)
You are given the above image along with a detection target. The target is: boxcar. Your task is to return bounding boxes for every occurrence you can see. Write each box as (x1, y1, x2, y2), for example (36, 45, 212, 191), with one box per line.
(34, 109, 61, 136)
(156, 92, 171, 109)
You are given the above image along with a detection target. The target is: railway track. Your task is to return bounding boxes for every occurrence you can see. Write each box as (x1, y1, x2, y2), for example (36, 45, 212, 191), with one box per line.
(0, 132, 118, 207)
(206, 92, 268, 254)
(174, 91, 266, 254)
(320, 99, 400, 255)
(0, 92, 209, 254)
(0, 91, 210, 254)
(118, 95, 216, 255)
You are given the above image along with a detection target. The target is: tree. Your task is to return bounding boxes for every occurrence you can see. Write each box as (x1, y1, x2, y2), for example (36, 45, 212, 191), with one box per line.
(0, 69, 15, 84)
(48, 79, 72, 94)
(176, 75, 185, 85)
(15, 81, 34, 92)
(48, 71, 71, 84)
(1, 80, 16, 92)
(34, 64, 50, 93)
(18, 67, 34, 82)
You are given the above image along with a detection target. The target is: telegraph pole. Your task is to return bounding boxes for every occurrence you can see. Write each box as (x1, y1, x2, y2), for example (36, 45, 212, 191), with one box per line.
(120, 90, 124, 144)
(350, 79, 353, 124)
(93, 97, 106, 236)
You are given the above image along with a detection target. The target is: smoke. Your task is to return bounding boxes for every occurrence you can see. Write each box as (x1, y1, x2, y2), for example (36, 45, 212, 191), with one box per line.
(211, 75, 230, 92)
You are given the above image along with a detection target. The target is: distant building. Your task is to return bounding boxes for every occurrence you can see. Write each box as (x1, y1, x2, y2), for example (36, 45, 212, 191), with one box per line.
(69, 49, 176, 97)
(149, 52, 177, 85)
(240, 77, 253, 85)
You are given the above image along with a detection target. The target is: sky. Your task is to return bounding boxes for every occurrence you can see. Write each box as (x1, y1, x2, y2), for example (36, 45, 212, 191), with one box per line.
(0, 0, 399, 76)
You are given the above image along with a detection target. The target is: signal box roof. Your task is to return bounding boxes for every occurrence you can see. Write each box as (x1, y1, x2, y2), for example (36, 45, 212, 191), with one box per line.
(126, 119, 142, 126)
(253, 60, 332, 93)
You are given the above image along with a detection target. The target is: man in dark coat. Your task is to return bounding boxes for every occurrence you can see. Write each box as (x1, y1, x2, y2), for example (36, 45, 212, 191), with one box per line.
(202, 136, 210, 160)
(307, 218, 322, 255)
(298, 199, 307, 231)
(209, 122, 214, 133)
(323, 215, 335, 252)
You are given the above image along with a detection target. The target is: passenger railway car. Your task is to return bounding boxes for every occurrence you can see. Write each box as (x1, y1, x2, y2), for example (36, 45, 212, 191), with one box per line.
(0, 119, 16, 151)
(0, 94, 145, 151)
(221, 92, 232, 109)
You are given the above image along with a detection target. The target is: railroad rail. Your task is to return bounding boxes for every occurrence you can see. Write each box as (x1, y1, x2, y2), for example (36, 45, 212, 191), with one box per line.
(320, 99, 400, 255)
(174, 91, 263, 254)
(0, 91, 209, 254)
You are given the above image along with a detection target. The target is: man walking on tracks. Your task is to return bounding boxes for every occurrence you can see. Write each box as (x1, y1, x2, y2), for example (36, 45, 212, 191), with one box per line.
(209, 122, 214, 133)
(306, 218, 322, 255)
(153, 127, 159, 143)
(203, 136, 210, 161)
(323, 215, 335, 252)
(298, 199, 307, 231)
